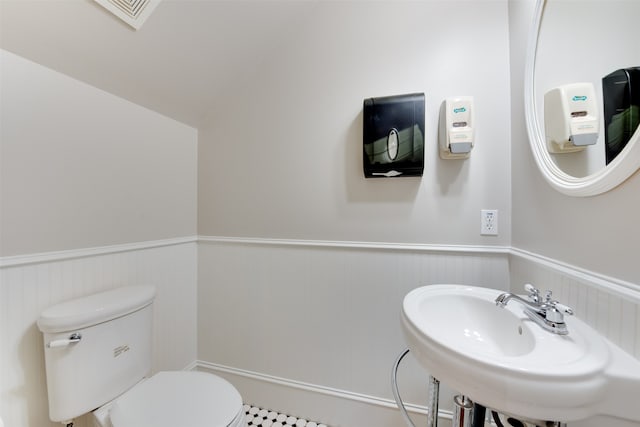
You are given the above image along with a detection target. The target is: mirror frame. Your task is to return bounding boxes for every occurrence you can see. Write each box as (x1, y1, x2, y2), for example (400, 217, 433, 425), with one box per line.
(524, 0, 640, 196)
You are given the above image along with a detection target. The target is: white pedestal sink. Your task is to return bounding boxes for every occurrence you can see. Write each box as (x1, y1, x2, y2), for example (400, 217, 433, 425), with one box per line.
(401, 285, 640, 423)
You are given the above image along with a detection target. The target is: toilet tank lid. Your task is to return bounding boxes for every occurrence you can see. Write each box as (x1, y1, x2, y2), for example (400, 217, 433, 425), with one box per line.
(38, 286, 156, 333)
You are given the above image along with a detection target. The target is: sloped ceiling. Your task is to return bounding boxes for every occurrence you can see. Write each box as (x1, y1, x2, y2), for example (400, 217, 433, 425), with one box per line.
(0, 0, 315, 127)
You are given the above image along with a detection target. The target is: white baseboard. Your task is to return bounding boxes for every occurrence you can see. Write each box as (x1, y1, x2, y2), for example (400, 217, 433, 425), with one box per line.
(194, 360, 453, 427)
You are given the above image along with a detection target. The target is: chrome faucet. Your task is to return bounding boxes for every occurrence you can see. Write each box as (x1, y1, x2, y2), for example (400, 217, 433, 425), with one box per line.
(495, 284, 574, 335)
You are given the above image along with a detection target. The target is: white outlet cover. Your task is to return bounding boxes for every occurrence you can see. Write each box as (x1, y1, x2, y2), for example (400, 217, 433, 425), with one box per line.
(481, 209, 498, 236)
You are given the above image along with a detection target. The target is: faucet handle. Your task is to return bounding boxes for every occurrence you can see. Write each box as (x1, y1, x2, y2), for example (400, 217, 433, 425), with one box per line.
(524, 283, 540, 302)
(544, 300, 574, 324)
(553, 302, 574, 316)
(540, 291, 573, 316)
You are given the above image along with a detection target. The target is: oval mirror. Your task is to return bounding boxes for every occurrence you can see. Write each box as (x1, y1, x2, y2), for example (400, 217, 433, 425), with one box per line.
(524, 0, 640, 196)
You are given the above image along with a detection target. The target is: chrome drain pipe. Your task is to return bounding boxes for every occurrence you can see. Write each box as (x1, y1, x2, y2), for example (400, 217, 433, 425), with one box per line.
(452, 395, 473, 427)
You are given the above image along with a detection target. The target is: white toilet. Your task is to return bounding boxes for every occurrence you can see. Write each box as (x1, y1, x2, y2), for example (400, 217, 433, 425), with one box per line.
(37, 286, 245, 427)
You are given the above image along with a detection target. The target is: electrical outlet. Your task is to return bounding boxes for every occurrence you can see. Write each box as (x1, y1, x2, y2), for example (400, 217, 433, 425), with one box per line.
(481, 209, 498, 236)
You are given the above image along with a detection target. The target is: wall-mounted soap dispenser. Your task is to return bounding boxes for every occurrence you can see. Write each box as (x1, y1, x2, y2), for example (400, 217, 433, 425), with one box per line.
(544, 83, 599, 153)
(439, 97, 474, 159)
(363, 93, 425, 178)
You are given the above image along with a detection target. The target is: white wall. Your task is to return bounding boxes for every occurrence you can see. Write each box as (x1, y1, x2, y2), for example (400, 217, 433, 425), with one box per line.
(2, 1, 640, 426)
(196, 1, 514, 425)
(0, 50, 198, 257)
(0, 51, 198, 427)
(195, 1, 640, 425)
(507, 3, 640, 423)
(198, 1, 512, 246)
(508, 0, 640, 285)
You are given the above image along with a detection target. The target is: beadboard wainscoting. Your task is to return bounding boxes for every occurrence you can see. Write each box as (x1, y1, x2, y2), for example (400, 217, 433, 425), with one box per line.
(198, 237, 640, 427)
(2, 236, 638, 427)
(0, 239, 198, 427)
(509, 250, 640, 360)
(198, 237, 511, 427)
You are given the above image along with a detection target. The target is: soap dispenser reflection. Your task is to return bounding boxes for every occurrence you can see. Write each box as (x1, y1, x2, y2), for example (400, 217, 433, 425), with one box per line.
(544, 82, 599, 153)
(439, 97, 474, 159)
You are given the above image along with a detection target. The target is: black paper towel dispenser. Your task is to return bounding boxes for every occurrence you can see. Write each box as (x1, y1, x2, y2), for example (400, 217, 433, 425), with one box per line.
(363, 93, 425, 178)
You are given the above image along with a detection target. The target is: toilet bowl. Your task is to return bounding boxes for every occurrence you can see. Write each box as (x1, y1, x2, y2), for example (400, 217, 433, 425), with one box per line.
(92, 371, 244, 427)
(37, 286, 244, 426)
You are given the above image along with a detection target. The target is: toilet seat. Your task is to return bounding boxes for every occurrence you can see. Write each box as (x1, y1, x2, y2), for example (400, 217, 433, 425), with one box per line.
(108, 371, 244, 427)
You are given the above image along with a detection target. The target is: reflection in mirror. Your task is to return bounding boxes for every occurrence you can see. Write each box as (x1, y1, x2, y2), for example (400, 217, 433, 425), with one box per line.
(603, 68, 640, 165)
(535, 0, 640, 178)
(524, 0, 640, 196)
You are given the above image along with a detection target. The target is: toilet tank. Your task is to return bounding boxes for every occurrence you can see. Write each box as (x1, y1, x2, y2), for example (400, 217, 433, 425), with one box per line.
(37, 286, 156, 423)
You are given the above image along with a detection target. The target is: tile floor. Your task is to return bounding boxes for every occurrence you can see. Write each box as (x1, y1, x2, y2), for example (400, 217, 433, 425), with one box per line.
(244, 404, 328, 427)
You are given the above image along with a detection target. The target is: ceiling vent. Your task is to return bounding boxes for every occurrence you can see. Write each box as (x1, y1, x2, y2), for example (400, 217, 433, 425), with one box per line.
(94, 0, 162, 30)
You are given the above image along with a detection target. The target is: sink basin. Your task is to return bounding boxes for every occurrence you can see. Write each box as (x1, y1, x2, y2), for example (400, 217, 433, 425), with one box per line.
(401, 285, 640, 423)
(417, 291, 536, 358)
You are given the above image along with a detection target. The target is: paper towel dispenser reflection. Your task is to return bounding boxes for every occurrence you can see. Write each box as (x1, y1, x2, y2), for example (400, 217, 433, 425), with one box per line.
(544, 83, 599, 153)
(363, 93, 425, 178)
(603, 67, 640, 165)
(439, 97, 475, 159)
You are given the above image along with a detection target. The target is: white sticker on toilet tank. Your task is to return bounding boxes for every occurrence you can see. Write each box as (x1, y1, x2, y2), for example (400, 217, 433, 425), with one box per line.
(113, 344, 130, 358)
